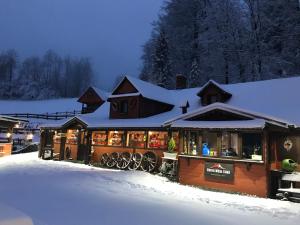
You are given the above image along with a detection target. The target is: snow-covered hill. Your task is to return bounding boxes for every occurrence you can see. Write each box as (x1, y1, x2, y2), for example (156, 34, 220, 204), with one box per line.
(0, 153, 299, 225)
(0, 98, 81, 114)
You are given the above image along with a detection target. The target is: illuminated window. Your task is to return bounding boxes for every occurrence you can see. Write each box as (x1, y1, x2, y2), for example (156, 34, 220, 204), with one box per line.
(242, 133, 262, 160)
(189, 131, 198, 155)
(0, 146, 4, 153)
(53, 132, 63, 144)
(147, 131, 168, 149)
(108, 131, 125, 146)
(92, 131, 107, 145)
(126, 131, 146, 148)
(220, 132, 239, 157)
(0, 130, 9, 143)
(66, 130, 78, 145)
(172, 131, 180, 150)
(202, 132, 218, 157)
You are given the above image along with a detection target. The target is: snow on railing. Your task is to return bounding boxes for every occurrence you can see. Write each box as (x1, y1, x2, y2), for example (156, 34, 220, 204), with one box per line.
(2, 110, 81, 120)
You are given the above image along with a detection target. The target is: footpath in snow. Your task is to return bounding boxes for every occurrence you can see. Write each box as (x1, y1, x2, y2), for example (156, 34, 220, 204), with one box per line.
(0, 153, 299, 225)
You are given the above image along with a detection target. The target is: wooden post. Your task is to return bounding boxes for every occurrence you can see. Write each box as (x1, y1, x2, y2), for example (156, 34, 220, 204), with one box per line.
(263, 130, 269, 167)
(85, 131, 92, 165)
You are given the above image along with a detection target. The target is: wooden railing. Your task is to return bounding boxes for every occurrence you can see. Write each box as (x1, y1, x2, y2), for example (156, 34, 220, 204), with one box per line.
(2, 110, 82, 120)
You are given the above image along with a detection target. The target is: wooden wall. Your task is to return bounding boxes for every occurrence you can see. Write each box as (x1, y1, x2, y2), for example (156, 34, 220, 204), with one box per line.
(113, 79, 138, 95)
(91, 146, 164, 163)
(110, 96, 173, 119)
(269, 133, 300, 172)
(139, 97, 174, 118)
(109, 96, 140, 119)
(0, 143, 12, 157)
(199, 84, 231, 106)
(178, 157, 268, 197)
(78, 87, 104, 105)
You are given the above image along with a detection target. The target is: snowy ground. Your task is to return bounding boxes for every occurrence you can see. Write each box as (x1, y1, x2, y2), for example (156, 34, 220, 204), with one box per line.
(0, 98, 81, 114)
(0, 153, 299, 225)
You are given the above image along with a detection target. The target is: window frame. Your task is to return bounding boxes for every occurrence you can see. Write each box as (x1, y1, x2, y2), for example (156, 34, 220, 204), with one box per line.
(119, 100, 128, 114)
(126, 131, 146, 149)
(181, 130, 264, 161)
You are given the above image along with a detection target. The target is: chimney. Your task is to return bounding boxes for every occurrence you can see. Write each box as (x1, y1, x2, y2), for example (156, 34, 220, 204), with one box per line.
(176, 74, 187, 89)
(180, 100, 190, 114)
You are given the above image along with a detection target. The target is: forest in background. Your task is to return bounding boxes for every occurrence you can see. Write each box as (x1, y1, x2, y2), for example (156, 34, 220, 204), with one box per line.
(0, 49, 93, 99)
(140, 0, 300, 88)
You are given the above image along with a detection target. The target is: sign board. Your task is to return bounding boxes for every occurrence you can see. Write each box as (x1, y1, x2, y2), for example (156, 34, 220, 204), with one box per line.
(205, 162, 234, 181)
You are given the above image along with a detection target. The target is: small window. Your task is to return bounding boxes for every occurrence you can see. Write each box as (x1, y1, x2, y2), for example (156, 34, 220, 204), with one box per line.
(148, 131, 168, 149)
(242, 133, 262, 160)
(108, 131, 125, 146)
(92, 131, 107, 145)
(0, 146, 4, 153)
(126, 131, 146, 148)
(120, 100, 128, 114)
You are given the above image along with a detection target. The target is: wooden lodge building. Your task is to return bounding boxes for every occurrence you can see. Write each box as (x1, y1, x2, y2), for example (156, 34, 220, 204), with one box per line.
(40, 75, 300, 198)
(0, 116, 26, 157)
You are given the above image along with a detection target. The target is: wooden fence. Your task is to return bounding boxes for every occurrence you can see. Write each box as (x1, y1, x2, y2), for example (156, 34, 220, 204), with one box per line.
(2, 110, 82, 120)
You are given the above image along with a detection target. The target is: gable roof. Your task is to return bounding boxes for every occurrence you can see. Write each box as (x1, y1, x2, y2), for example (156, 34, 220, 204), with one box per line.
(109, 76, 175, 105)
(164, 102, 291, 128)
(61, 116, 88, 129)
(42, 75, 300, 130)
(78, 86, 108, 104)
(197, 80, 232, 98)
(92, 87, 109, 101)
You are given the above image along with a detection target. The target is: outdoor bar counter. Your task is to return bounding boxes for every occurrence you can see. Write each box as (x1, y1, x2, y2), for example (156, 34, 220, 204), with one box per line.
(178, 155, 268, 197)
(176, 129, 270, 197)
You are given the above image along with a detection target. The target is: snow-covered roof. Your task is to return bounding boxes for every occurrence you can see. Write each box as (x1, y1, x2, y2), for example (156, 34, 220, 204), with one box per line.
(169, 119, 267, 129)
(40, 118, 71, 129)
(42, 76, 300, 130)
(108, 92, 141, 99)
(164, 102, 291, 128)
(110, 76, 175, 105)
(0, 98, 81, 114)
(197, 79, 232, 97)
(91, 87, 109, 101)
(0, 116, 28, 123)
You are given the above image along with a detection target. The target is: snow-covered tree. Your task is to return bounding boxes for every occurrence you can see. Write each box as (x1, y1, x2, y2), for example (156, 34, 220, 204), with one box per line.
(152, 29, 173, 89)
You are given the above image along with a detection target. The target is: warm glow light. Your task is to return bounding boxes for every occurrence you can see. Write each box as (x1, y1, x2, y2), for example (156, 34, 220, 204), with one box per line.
(27, 133, 34, 140)
(14, 124, 19, 128)
(6, 132, 11, 138)
(114, 131, 118, 133)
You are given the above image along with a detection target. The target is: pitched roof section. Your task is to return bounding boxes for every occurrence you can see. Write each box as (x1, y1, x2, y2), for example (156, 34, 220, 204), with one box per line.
(169, 119, 267, 129)
(77, 86, 108, 104)
(109, 76, 175, 105)
(41, 75, 300, 129)
(164, 102, 292, 128)
(92, 87, 109, 101)
(197, 80, 232, 98)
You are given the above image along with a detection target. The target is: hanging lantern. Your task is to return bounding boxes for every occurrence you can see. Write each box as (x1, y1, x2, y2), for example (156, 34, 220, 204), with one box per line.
(283, 138, 293, 151)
